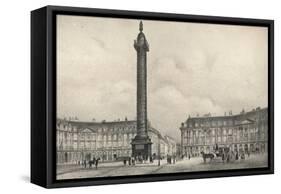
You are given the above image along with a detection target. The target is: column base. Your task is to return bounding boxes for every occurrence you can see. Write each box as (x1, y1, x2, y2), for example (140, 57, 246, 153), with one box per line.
(131, 136, 152, 160)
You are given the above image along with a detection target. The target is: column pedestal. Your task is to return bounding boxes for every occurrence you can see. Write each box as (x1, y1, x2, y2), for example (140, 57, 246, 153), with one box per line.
(131, 136, 152, 160)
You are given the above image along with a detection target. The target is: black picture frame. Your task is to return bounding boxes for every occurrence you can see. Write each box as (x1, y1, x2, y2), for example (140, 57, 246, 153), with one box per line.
(31, 5, 274, 188)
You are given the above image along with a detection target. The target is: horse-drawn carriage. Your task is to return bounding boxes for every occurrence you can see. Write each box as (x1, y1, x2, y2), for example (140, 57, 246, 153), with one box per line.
(201, 144, 234, 163)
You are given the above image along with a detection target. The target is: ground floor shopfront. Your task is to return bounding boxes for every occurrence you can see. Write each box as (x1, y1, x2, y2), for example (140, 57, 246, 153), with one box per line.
(57, 148, 132, 164)
(183, 142, 267, 157)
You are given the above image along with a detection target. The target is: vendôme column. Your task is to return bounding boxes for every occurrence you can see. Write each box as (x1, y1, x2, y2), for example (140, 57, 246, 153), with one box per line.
(131, 21, 152, 160)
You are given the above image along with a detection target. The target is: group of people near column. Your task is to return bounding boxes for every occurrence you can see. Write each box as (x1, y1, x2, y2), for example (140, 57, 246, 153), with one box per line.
(123, 157, 136, 166)
(78, 157, 101, 169)
(123, 155, 154, 165)
(166, 155, 176, 164)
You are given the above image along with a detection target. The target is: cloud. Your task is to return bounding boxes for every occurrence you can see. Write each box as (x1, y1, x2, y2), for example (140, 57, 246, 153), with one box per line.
(58, 80, 135, 122)
(148, 85, 224, 139)
(57, 15, 268, 141)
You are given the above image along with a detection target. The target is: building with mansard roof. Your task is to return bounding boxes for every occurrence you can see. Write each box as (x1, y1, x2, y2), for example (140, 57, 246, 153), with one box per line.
(56, 119, 177, 164)
(180, 107, 268, 157)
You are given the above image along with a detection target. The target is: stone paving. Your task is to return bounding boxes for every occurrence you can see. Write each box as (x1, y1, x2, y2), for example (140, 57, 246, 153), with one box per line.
(57, 154, 268, 180)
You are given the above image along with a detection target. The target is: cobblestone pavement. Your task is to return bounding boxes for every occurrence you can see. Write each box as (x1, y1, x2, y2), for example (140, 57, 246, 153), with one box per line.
(156, 153, 267, 173)
(57, 154, 267, 180)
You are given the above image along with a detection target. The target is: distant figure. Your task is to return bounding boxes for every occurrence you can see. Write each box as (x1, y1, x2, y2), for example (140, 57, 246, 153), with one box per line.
(84, 160, 87, 168)
(150, 156, 153, 163)
(132, 157, 135, 166)
(226, 153, 230, 163)
(129, 157, 131, 166)
(188, 154, 191, 160)
(222, 152, 225, 163)
(95, 158, 100, 169)
(241, 152, 245, 160)
(123, 159, 127, 166)
(140, 155, 143, 163)
(145, 155, 148, 161)
(235, 152, 239, 160)
(247, 151, 250, 157)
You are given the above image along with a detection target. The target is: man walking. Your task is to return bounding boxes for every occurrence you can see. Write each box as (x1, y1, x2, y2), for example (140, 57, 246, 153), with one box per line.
(95, 158, 100, 169)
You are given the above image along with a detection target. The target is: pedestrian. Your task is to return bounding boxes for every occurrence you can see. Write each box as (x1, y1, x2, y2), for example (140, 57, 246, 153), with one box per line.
(222, 152, 225, 163)
(150, 156, 153, 163)
(132, 157, 135, 165)
(188, 153, 191, 160)
(226, 153, 230, 163)
(95, 158, 99, 169)
(129, 157, 131, 166)
(123, 159, 127, 166)
(84, 160, 87, 168)
(241, 152, 245, 160)
(235, 152, 239, 160)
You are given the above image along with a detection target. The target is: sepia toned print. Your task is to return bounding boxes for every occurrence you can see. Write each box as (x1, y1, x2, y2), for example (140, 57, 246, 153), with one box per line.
(56, 15, 268, 180)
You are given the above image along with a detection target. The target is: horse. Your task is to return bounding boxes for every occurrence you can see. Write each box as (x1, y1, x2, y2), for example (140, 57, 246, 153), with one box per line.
(200, 151, 215, 163)
(88, 160, 95, 168)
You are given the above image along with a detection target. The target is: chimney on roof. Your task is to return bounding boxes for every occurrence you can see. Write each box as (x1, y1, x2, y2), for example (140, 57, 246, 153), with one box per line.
(229, 110, 232, 116)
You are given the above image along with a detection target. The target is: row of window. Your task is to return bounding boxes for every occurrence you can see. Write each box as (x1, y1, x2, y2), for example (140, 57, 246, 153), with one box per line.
(187, 119, 235, 128)
(186, 117, 267, 128)
(57, 132, 137, 142)
(57, 125, 137, 133)
(58, 141, 132, 150)
(57, 149, 133, 163)
(183, 127, 266, 138)
(183, 133, 266, 145)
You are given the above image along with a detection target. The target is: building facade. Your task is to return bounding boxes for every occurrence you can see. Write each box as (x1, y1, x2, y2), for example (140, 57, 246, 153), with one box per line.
(180, 107, 268, 157)
(57, 119, 177, 164)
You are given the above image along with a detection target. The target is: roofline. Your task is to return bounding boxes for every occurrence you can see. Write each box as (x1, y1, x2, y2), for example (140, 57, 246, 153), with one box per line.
(187, 107, 268, 120)
(57, 119, 136, 125)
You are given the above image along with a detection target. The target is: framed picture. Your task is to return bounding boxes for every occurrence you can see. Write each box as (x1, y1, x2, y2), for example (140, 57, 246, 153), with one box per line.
(31, 5, 274, 188)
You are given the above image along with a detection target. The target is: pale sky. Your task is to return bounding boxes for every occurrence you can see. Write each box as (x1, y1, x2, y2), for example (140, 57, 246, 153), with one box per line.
(57, 15, 268, 141)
